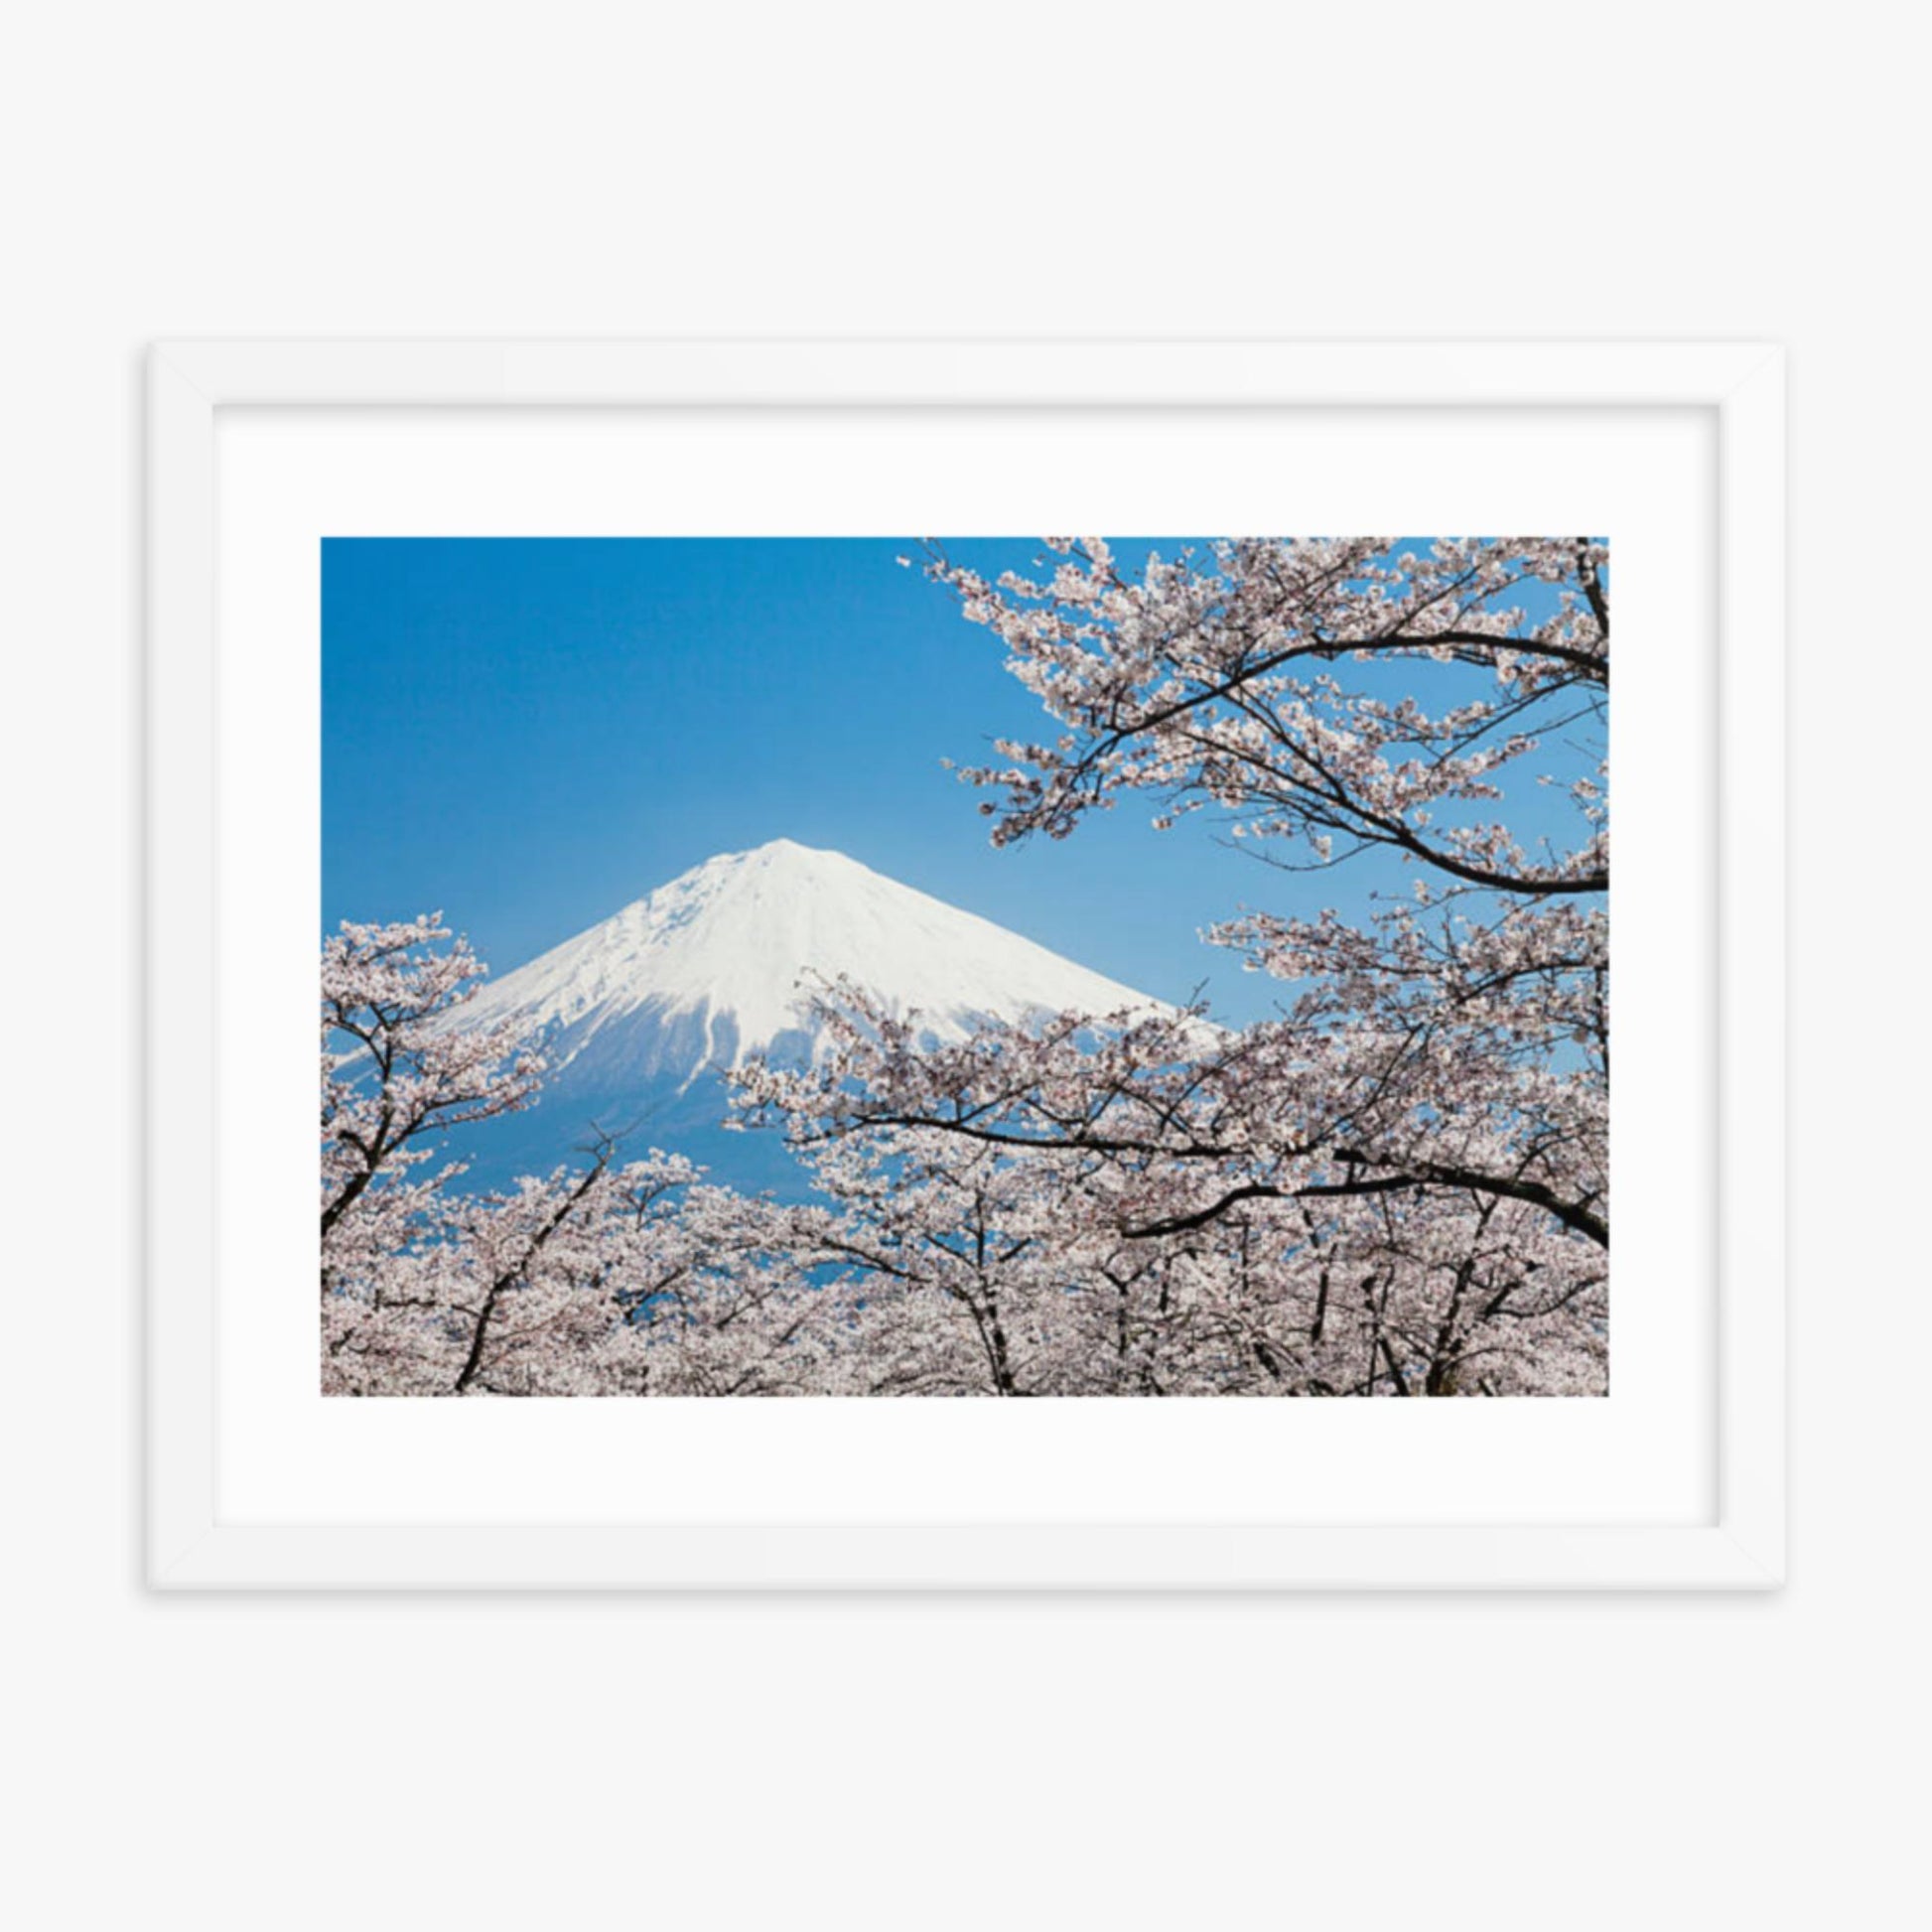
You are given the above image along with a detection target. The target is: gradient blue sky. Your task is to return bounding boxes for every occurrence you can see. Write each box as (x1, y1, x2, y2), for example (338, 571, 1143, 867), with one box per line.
(322, 538, 1586, 1029)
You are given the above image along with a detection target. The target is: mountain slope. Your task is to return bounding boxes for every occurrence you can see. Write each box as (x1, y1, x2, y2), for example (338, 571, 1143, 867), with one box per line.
(447, 840, 1162, 1189)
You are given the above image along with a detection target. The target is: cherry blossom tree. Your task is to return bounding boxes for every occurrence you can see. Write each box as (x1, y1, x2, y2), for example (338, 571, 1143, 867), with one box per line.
(321, 917, 844, 1397)
(931, 535, 1606, 895)
(320, 914, 542, 1249)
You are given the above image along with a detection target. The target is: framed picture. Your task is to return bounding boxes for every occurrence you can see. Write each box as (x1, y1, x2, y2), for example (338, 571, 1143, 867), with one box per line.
(147, 340, 1784, 1589)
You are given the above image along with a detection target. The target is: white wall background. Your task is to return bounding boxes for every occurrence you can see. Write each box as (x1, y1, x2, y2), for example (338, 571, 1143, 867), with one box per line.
(4, 4, 1920, 1925)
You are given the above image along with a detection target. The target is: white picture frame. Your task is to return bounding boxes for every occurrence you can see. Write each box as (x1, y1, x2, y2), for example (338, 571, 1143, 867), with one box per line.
(147, 340, 1785, 1590)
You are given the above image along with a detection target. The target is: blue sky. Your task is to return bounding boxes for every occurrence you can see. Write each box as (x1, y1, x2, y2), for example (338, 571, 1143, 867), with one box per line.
(322, 538, 1591, 1030)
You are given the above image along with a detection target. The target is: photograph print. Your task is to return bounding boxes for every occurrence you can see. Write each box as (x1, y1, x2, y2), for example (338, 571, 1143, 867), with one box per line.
(321, 536, 1609, 1398)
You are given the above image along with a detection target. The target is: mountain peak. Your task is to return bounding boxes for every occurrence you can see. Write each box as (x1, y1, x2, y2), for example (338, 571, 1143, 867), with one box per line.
(715, 836, 821, 863)
(459, 843, 1161, 1087)
(700, 837, 858, 877)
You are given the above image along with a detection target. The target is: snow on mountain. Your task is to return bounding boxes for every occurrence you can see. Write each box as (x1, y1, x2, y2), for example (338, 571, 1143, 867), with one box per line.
(459, 839, 1164, 1102)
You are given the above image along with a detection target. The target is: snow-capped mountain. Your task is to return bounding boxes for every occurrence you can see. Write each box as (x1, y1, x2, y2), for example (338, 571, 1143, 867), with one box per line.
(447, 840, 1161, 1190)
